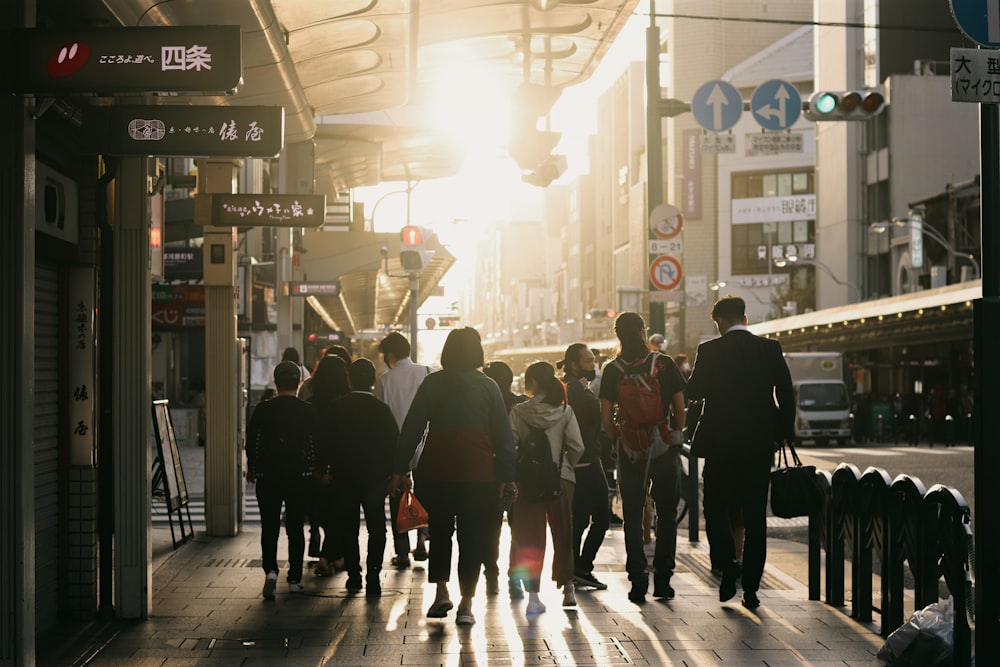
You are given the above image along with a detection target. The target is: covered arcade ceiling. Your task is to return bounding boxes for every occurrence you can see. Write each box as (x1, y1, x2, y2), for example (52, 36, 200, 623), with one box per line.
(37, 0, 640, 332)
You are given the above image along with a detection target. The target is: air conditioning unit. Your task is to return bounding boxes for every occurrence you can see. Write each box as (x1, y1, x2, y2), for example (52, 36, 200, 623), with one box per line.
(35, 161, 79, 244)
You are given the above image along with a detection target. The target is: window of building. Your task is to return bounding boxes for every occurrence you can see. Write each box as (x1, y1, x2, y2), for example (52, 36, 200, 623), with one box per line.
(730, 169, 816, 275)
(731, 220, 815, 275)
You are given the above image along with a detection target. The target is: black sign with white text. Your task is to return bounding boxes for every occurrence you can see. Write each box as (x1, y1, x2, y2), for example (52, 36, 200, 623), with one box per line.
(199, 194, 327, 228)
(84, 105, 284, 157)
(289, 282, 342, 297)
(11, 26, 242, 95)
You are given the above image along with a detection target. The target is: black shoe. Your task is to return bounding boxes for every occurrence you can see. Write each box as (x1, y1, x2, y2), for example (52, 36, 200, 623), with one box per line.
(573, 571, 608, 590)
(366, 581, 382, 598)
(719, 565, 738, 602)
(742, 591, 761, 609)
(346, 575, 362, 593)
(628, 580, 647, 603)
(653, 579, 675, 599)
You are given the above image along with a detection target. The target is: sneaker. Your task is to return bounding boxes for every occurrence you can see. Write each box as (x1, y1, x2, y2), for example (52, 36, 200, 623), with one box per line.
(288, 580, 304, 594)
(455, 599, 475, 625)
(346, 575, 363, 593)
(262, 571, 278, 600)
(573, 572, 608, 590)
(562, 583, 577, 607)
(653, 580, 675, 600)
(391, 555, 411, 569)
(526, 596, 546, 616)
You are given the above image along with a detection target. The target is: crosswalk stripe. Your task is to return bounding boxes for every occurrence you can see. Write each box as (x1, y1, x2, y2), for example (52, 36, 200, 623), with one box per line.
(804, 447, 903, 457)
(152, 497, 260, 525)
(888, 446, 972, 455)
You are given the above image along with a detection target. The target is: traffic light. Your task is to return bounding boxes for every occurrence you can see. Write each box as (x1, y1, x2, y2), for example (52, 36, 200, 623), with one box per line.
(804, 89, 885, 121)
(399, 225, 426, 272)
(509, 83, 562, 173)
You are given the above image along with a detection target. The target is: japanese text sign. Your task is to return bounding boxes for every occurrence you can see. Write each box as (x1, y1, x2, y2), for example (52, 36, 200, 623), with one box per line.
(951, 48, 1000, 104)
(10, 26, 242, 95)
(199, 193, 327, 228)
(84, 105, 284, 157)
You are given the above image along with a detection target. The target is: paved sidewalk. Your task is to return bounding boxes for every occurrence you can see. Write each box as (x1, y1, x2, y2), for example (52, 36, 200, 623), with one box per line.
(41, 517, 885, 666)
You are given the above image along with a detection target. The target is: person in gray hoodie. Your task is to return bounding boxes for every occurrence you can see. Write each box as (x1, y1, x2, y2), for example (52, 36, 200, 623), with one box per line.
(509, 361, 585, 615)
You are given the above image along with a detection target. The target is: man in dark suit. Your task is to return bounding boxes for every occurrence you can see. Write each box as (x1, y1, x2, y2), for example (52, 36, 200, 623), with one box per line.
(686, 296, 794, 609)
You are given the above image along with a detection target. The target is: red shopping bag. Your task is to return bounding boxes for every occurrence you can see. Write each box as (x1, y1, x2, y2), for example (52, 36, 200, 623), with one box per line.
(397, 489, 429, 531)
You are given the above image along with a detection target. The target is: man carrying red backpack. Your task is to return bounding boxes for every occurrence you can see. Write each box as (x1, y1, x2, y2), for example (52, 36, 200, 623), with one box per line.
(599, 312, 687, 603)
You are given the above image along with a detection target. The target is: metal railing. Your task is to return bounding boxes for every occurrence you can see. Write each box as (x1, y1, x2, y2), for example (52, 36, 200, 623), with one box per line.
(816, 463, 973, 655)
(676, 450, 974, 665)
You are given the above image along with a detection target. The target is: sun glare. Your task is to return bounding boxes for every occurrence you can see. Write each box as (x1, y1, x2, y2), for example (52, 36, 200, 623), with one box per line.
(423, 64, 513, 154)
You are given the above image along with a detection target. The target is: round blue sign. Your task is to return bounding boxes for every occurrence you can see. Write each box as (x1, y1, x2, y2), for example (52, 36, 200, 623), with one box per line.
(691, 80, 743, 132)
(950, 0, 1000, 48)
(751, 79, 802, 132)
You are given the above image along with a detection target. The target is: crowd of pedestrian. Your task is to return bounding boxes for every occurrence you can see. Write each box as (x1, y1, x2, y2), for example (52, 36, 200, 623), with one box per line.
(245, 296, 796, 622)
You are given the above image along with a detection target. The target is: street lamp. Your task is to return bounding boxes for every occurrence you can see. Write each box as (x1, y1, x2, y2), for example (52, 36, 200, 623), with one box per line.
(774, 254, 861, 301)
(869, 215, 980, 281)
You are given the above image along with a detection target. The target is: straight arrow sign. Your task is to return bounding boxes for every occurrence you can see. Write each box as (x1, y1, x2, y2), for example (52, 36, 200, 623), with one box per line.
(706, 84, 729, 131)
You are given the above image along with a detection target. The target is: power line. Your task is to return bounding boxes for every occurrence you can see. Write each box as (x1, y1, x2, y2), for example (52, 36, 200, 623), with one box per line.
(647, 11, 962, 34)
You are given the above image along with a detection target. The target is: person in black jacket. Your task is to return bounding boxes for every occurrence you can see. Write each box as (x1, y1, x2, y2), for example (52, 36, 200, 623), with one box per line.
(686, 296, 795, 610)
(481, 360, 528, 595)
(246, 361, 319, 600)
(305, 355, 351, 577)
(558, 343, 610, 591)
(321, 358, 399, 597)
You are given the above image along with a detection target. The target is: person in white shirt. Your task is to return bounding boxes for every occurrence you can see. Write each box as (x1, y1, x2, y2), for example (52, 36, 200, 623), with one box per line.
(374, 332, 432, 567)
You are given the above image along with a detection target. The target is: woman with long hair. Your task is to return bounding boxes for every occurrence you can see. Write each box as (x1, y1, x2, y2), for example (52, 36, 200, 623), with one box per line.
(389, 327, 518, 626)
(509, 360, 585, 615)
(307, 355, 351, 576)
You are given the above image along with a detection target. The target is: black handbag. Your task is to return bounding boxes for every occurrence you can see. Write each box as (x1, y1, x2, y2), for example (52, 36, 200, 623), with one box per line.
(770, 441, 822, 518)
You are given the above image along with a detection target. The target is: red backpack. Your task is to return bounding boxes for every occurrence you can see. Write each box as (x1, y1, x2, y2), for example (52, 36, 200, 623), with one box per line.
(612, 352, 672, 464)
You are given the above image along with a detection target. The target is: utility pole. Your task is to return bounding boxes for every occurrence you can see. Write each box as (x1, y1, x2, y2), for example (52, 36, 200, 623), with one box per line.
(645, 1, 665, 337)
(975, 94, 1000, 666)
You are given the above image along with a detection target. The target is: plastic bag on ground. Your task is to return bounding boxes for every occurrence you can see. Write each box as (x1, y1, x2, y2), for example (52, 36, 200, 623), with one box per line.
(877, 597, 954, 666)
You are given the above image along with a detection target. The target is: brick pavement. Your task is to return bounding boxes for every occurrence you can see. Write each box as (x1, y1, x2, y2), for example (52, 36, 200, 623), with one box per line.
(41, 517, 886, 666)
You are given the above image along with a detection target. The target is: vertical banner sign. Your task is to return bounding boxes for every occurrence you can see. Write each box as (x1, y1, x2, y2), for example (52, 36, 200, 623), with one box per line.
(68, 268, 96, 466)
(682, 129, 702, 220)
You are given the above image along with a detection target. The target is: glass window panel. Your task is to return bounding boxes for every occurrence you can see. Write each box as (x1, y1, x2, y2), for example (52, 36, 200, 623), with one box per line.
(732, 175, 748, 199)
(777, 221, 792, 244)
(763, 174, 777, 197)
(777, 173, 792, 196)
(793, 220, 809, 243)
(793, 172, 809, 193)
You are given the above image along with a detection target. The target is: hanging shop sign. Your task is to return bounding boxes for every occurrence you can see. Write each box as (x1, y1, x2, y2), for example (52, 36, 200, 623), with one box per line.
(197, 193, 327, 228)
(10, 25, 242, 95)
(84, 105, 284, 158)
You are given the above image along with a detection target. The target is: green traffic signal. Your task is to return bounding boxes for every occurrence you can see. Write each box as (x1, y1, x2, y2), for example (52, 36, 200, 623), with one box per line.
(813, 92, 838, 115)
(805, 89, 884, 121)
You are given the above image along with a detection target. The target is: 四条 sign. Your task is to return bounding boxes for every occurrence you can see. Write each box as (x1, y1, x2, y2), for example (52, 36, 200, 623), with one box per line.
(8, 26, 242, 95)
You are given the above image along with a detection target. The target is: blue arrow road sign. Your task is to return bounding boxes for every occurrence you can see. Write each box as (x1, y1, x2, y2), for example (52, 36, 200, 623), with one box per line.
(751, 79, 802, 131)
(950, 0, 1000, 48)
(691, 80, 743, 132)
